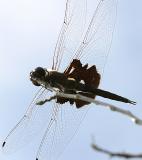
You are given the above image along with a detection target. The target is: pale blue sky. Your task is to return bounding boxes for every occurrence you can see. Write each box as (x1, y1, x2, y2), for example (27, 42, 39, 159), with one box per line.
(0, 0, 142, 160)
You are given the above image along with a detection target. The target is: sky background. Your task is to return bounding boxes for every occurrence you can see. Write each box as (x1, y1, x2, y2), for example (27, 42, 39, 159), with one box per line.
(0, 0, 142, 160)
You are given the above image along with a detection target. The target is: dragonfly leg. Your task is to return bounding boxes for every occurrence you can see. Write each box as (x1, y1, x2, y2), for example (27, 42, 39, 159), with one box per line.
(36, 95, 56, 105)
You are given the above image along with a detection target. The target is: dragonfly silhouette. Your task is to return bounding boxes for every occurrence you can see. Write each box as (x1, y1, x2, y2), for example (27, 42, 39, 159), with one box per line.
(2, 0, 136, 160)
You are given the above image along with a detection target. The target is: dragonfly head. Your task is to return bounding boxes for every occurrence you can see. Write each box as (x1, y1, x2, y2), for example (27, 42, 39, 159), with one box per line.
(30, 67, 48, 87)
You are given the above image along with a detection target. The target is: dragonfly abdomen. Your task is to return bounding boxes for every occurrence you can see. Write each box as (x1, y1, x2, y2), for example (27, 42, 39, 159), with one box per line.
(80, 84, 136, 105)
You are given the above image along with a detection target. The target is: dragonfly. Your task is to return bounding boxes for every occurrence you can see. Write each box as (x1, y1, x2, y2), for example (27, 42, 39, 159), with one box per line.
(2, 0, 136, 160)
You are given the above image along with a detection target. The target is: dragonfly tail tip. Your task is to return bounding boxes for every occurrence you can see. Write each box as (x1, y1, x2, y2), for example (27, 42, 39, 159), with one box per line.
(129, 100, 136, 105)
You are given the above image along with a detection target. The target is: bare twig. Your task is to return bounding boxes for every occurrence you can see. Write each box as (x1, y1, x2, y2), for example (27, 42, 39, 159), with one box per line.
(56, 92, 142, 125)
(92, 142, 142, 159)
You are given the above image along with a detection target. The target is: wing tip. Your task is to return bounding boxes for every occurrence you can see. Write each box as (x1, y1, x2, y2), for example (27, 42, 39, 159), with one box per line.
(2, 141, 6, 148)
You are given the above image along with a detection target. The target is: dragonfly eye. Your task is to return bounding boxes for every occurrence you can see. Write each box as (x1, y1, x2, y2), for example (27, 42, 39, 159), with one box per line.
(31, 67, 46, 79)
(30, 67, 46, 86)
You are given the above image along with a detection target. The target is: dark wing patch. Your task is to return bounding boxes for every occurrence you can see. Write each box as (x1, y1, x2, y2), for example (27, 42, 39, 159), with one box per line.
(64, 59, 101, 88)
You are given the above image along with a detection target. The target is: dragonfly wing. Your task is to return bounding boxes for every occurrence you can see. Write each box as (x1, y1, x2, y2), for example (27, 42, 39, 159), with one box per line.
(2, 88, 54, 154)
(36, 103, 89, 160)
(53, 0, 117, 75)
(52, 0, 87, 70)
(74, 0, 117, 75)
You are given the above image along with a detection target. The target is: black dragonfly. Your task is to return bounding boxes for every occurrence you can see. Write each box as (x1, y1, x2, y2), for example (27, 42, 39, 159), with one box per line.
(2, 0, 136, 160)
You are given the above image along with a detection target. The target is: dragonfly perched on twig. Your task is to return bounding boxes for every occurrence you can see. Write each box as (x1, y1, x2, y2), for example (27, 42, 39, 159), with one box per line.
(2, 0, 136, 160)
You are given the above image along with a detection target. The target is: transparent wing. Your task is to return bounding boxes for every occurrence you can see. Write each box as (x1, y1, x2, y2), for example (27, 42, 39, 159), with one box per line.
(36, 103, 89, 160)
(52, 0, 87, 70)
(37, 1, 117, 157)
(74, 0, 117, 75)
(52, 0, 117, 75)
(2, 88, 54, 154)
